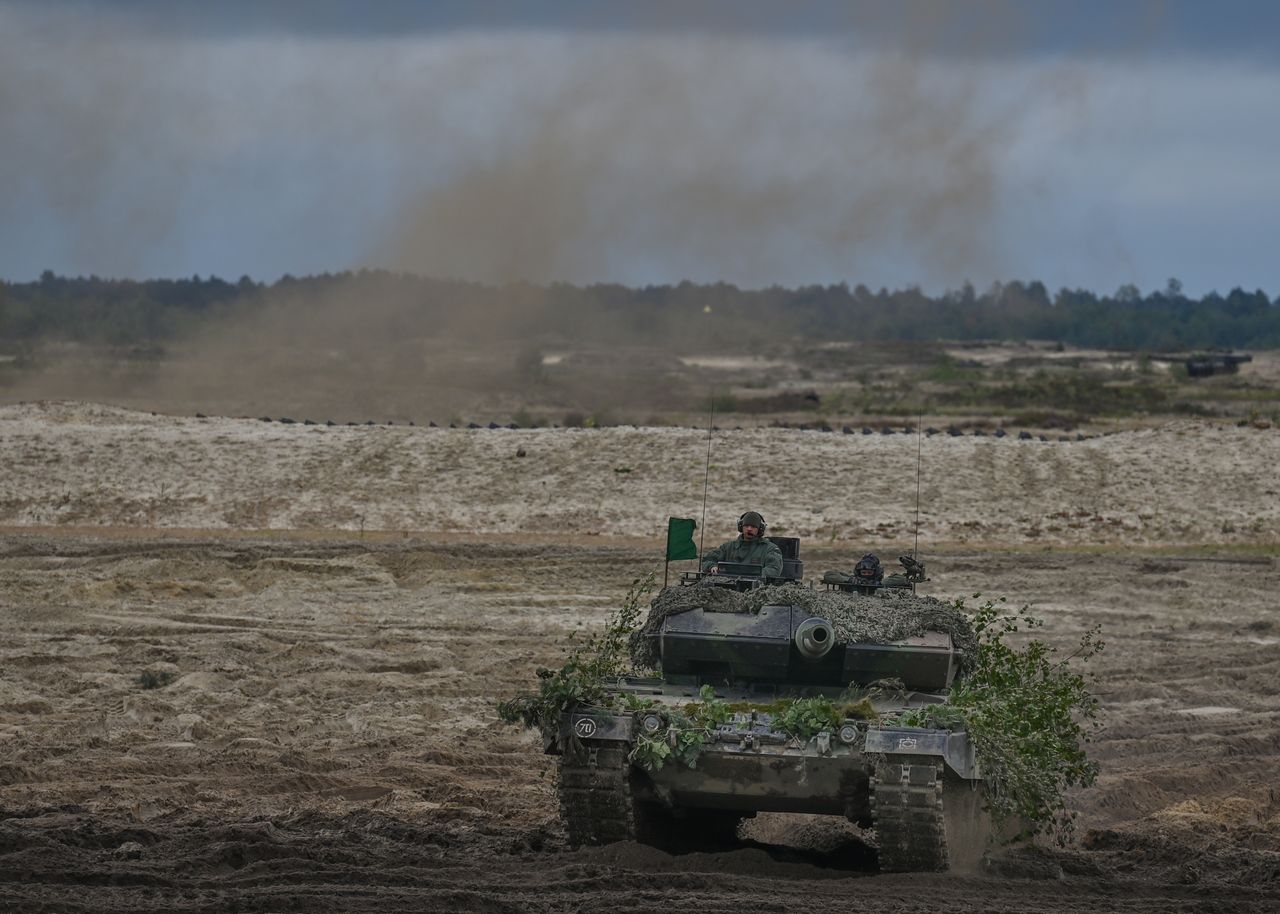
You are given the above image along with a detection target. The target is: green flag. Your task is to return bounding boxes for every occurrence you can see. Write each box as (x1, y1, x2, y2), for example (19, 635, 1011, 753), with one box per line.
(665, 517, 697, 561)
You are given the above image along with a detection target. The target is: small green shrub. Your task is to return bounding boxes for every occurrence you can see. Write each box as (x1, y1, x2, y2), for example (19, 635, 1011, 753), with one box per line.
(512, 407, 544, 428)
(924, 354, 984, 382)
(704, 393, 738, 413)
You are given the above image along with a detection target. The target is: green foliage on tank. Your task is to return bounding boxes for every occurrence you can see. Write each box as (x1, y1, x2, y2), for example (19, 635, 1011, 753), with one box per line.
(899, 595, 1104, 844)
(496, 573, 653, 733)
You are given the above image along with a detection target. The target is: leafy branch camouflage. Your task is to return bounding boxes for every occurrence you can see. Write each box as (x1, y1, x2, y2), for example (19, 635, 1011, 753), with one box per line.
(497, 573, 655, 733)
(899, 595, 1104, 844)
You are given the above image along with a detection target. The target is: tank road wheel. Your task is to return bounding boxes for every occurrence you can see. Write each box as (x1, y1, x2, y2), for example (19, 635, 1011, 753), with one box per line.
(557, 743, 673, 849)
(871, 758, 995, 872)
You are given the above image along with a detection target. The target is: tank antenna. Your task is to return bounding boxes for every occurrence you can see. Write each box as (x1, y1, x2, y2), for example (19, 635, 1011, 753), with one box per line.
(698, 391, 715, 563)
(912, 400, 924, 566)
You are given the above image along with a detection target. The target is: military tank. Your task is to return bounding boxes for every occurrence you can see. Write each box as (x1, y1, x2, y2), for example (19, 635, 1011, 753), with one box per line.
(548, 539, 994, 872)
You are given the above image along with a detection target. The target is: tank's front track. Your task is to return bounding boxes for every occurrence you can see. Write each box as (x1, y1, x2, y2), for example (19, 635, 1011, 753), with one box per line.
(559, 742, 676, 847)
(871, 755, 947, 871)
(559, 743, 637, 845)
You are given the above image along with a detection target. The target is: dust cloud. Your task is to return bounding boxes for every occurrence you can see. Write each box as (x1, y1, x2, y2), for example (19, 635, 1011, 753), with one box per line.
(1, 3, 1085, 289)
(377, 25, 1042, 287)
(0, 7, 225, 277)
(0, 275, 705, 423)
(1, 3, 1087, 419)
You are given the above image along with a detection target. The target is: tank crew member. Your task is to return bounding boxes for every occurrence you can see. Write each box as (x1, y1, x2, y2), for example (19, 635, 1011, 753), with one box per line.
(852, 552, 884, 594)
(702, 511, 784, 578)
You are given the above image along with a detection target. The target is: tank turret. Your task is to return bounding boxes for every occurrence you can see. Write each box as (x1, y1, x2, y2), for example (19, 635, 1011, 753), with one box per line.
(656, 599, 958, 690)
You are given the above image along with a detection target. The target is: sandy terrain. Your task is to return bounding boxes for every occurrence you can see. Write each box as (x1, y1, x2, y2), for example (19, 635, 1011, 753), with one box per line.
(2, 401, 1277, 545)
(1, 402, 1278, 912)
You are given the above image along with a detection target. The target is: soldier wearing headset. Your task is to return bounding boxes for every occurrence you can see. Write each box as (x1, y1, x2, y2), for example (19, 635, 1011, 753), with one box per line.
(701, 511, 784, 578)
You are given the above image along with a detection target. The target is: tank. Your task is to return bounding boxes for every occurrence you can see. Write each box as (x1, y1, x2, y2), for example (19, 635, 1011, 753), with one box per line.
(548, 542, 994, 872)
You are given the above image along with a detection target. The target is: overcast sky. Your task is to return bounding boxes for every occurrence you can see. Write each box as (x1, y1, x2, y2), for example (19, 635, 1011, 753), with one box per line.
(3, 0, 1278, 297)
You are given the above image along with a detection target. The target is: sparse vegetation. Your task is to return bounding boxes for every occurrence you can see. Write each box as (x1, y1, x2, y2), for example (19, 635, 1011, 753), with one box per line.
(704, 393, 738, 414)
(925, 354, 985, 383)
(511, 407, 543, 428)
(936, 370, 1169, 418)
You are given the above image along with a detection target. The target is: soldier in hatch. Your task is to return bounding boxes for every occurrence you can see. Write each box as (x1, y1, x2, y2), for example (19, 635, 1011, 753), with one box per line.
(701, 511, 784, 578)
(852, 552, 884, 595)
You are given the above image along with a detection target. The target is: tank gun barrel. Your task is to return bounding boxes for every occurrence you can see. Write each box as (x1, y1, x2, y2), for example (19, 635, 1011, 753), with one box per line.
(794, 617, 835, 660)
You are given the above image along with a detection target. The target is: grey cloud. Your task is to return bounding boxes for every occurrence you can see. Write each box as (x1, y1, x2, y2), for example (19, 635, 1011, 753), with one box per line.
(7, 1, 1280, 61)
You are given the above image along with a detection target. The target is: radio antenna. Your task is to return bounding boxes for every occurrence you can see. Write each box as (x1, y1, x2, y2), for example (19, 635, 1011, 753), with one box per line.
(698, 393, 716, 561)
(913, 401, 924, 561)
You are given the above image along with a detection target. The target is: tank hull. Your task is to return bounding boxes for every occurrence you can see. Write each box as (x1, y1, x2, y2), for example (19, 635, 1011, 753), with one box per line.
(555, 691, 987, 871)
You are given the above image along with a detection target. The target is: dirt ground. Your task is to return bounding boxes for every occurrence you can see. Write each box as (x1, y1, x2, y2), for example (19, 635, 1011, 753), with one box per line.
(2, 403, 1279, 912)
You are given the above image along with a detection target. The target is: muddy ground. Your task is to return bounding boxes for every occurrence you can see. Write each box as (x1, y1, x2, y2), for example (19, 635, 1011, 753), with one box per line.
(2, 406, 1279, 912)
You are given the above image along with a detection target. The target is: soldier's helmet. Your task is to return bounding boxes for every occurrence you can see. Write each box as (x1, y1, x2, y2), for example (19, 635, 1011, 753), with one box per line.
(854, 553, 884, 584)
(737, 511, 767, 536)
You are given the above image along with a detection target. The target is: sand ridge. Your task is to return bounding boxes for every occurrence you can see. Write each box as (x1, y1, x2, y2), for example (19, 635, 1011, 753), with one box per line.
(1, 401, 1277, 545)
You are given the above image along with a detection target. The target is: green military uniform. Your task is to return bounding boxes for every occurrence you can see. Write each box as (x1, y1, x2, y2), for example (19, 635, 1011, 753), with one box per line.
(701, 535, 784, 578)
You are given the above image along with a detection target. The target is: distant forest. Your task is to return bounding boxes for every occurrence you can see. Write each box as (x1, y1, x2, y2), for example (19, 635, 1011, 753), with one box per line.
(1, 270, 1276, 350)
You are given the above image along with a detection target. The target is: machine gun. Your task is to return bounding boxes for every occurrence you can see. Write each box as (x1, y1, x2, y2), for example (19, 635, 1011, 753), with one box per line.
(897, 554, 927, 584)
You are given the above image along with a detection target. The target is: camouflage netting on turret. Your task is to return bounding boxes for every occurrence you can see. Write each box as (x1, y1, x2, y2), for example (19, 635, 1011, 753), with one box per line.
(630, 582, 978, 673)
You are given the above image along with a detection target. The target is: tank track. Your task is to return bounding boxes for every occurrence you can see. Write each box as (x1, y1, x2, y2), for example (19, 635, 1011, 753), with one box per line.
(557, 743, 645, 846)
(870, 756, 947, 872)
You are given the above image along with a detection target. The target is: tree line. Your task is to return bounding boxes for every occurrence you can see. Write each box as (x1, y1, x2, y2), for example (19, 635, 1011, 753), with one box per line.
(1, 270, 1275, 350)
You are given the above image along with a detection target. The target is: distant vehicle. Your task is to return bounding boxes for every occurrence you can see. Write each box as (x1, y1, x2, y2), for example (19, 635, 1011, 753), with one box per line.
(1185, 352, 1252, 378)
